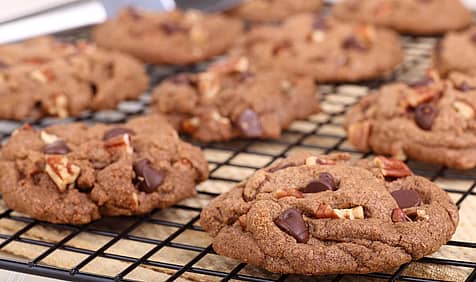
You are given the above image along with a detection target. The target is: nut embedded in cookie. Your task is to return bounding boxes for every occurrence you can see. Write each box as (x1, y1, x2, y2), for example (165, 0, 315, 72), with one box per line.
(45, 155, 81, 192)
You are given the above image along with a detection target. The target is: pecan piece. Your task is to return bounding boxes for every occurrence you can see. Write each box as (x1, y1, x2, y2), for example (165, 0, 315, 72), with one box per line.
(374, 156, 412, 178)
(391, 208, 411, 222)
(104, 133, 133, 155)
(275, 189, 304, 199)
(45, 155, 81, 192)
(347, 121, 371, 151)
(453, 100, 474, 119)
(315, 204, 364, 220)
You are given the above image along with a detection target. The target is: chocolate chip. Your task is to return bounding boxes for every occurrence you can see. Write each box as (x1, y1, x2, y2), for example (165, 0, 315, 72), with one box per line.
(103, 127, 135, 141)
(133, 159, 166, 193)
(342, 36, 367, 51)
(470, 33, 476, 44)
(414, 103, 437, 130)
(312, 17, 328, 30)
(300, 173, 336, 193)
(391, 190, 422, 209)
(408, 77, 433, 88)
(43, 140, 71, 155)
(274, 208, 309, 243)
(237, 109, 263, 137)
(161, 22, 187, 35)
(456, 81, 474, 92)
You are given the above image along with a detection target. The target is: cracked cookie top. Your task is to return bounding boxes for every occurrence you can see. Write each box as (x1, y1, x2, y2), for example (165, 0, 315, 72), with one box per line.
(333, 0, 472, 35)
(346, 70, 476, 169)
(433, 26, 476, 77)
(200, 153, 458, 275)
(0, 115, 208, 224)
(227, 0, 322, 22)
(0, 37, 148, 120)
(233, 14, 403, 82)
(93, 8, 243, 65)
(150, 56, 320, 142)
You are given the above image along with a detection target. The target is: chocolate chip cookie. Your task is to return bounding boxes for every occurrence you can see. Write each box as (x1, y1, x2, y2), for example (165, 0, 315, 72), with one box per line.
(234, 14, 403, 82)
(433, 26, 476, 77)
(150, 56, 320, 142)
(0, 39, 148, 120)
(92, 8, 243, 65)
(0, 115, 208, 224)
(333, 0, 472, 35)
(200, 152, 458, 275)
(346, 70, 476, 169)
(227, 0, 322, 22)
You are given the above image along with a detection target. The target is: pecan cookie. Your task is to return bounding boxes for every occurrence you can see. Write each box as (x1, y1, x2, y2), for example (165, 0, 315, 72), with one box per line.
(346, 70, 476, 169)
(433, 26, 476, 77)
(0, 115, 208, 224)
(227, 0, 322, 22)
(92, 8, 243, 65)
(0, 39, 148, 120)
(333, 0, 472, 35)
(234, 14, 403, 82)
(200, 153, 458, 275)
(150, 56, 320, 142)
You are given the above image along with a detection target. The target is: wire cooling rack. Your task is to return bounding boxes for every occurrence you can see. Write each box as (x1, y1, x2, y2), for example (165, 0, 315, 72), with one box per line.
(0, 29, 474, 282)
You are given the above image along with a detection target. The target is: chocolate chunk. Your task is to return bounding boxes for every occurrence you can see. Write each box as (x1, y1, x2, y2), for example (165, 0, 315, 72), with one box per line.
(414, 103, 437, 130)
(43, 140, 71, 155)
(408, 77, 433, 88)
(300, 173, 336, 193)
(391, 190, 422, 209)
(342, 36, 367, 51)
(103, 127, 135, 141)
(133, 159, 166, 193)
(456, 81, 474, 92)
(274, 208, 309, 243)
(391, 208, 412, 222)
(312, 17, 328, 30)
(161, 22, 187, 35)
(237, 109, 263, 137)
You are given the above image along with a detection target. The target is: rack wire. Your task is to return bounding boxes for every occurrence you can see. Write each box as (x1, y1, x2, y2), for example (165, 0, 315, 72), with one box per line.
(0, 28, 474, 282)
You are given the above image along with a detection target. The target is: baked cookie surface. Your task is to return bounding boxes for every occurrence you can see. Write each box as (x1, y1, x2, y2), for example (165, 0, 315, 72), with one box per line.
(92, 8, 243, 65)
(227, 0, 322, 22)
(346, 71, 476, 169)
(150, 56, 320, 142)
(333, 0, 472, 35)
(0, 115, 208, 224)
(433, 26, 476, 77)
(235, 14, 403, 82)
(0, 38, 148, 120)
(200, 153, 458, 275)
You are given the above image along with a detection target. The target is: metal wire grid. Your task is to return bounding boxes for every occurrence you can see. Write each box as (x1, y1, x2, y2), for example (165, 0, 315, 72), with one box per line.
(0, 33, 473, 282)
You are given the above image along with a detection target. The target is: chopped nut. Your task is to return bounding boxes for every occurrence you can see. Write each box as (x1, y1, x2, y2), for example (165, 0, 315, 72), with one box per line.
(311, 30, 326, 43)
(131, 192, 139, 209)
(315, 204, 364, 220)
(238, 214, 247, 229)
(47, 95, 69, 118)
(305, 156, 336, 166)
(275, 189, 304, 199)
(210, 111, 230, 125)
(40, 131, 60, 144)
(347, 121, 371, 151)
(453, 100, 475, 119)
(104, 134, 133, 155)
(197, 72, 220, 99)
(402, 88, 438, 108)
(404, 207, 430, 221)
(45, 155, 81, 192)
(280, 80, 292, 92)
(29, 69, 48, 83)
(182, 117, 200, 133)
(356, 24, 376, 47)
(374, 156, 412, 178)
(391, 208, 411, 222)
(209, 56, 249, 74)
(12, 124, 34, 136)
(416, 209, 430, 220)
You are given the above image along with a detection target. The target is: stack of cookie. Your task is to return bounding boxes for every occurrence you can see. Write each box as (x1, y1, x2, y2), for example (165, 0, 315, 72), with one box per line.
(0, 0, 473, 278)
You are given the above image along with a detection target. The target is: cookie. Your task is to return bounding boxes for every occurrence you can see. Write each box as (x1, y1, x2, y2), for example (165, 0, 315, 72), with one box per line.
(433, 26, 476, 77)
(92, 8, 243, 65)
(0, 115, 208, 224)
(333, 0, 472, 35)
(200, 152, 458, 275)
(234, 14, 403, 82)
(227, 0, 322, 22)
(346, 70, 476, 169)
(0, 39, 148, 120)
(150, 56, 320, 142)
